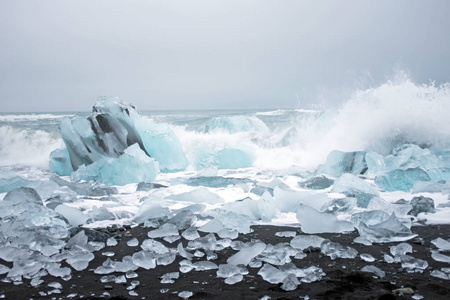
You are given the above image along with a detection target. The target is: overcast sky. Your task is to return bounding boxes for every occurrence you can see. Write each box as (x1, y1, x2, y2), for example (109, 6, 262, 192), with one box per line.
(1, 0, 449, 112)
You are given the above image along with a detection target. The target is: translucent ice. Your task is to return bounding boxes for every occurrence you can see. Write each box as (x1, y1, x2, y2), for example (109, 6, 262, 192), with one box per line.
(224, 274, 244, 285)
(3, 187, 42, 205)
(375, 168, 431, 192)
(198, 218, 224, 233)
(320, 240, 358, 260)
(390, 243, 413, 257)
(360, 254, 376, 262)
(177, 243, 194, 260)
(296, 205, 354, 234)
(181, 227, 200, 241)
(319, 150, 367, 178)
(290, 235, 325, 250)
(204, 209, 252, 234)
(165, 188, 223, 204)
(361, 265, 386, 278)
(55, 205, 88, 226)
(192, 261, 219, 271)
(356, 213, 417, 243)
(192, 147, 254, 170)
(227, 242, 266, 266)
(166, 209, 197, 230)
(131, 251, 156, 270)
(331, 173, 379, 208)
(147, 223, 180, 238)
(400, 255, 428, 270)
(408, 196, 435, 216)
(160, 272, 179, 284)
(141, 239, 169, 254)
(280, 273, 300, 291)
(257, 263, 288, 284)
(431, 251, 450, 263)
(299, 175, 334, 190)
(431, 238, 450, 251)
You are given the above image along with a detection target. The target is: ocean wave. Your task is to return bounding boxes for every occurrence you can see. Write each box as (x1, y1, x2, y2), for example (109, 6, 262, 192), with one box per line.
(0, 113, 75, 122)
(0, 126, 63, 169)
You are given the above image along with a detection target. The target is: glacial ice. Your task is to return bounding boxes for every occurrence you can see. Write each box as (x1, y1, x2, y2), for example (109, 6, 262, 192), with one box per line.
(319, 150, 367, 178)
(258, 263, 289, 284)
(361, 265, 386, 278)
(400, 255, 428, 270)
(50, 97, 188, 183)
(147, 223, 180, 238)
(375, 168, 430, 192)
(296, 205, 354, 234)
(166, 188, 223, 204)
(431, 251, 450, 263)
(290, 235, 325, 250)
(54, 205, 88, 226)
(227, 242, 266, 266)
(320, 240, 358, 260)
(356, 213, 417, 243)
(431, 238, 450, 251)
(390, 243, 413, 258)
(205, 115, 268, 134)
(298, 175, 334, 190)
(331, 173, 379, 208)
(192, 147, 254, 170)
(408, 196, 435, 216)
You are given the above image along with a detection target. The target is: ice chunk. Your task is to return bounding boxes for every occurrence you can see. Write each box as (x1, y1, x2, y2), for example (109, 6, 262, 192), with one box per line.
(361, 265, 386, 278)
(257, 263, 288, 284)
(351, 210, 390, 228)
(216, 264, 242, 278)
(160, 272, 179, 284)
(321, 197, 357, 213)
(225, 274, 244, 285)
(51, 175, 118, 196)
(177, 243, 194, 260)
(375, 168, 431, 192)
(127, 238, 139, 247)
(141, 239, 169, 254)
(198, 218, 224, 233)
(181, 227, 200, 241)
(274, 188, 329, 212)
(431, 251, 450, 263)
(296, 205, 354, 234)
(390, 243, 413, 257)
(192, 261, 218, 271)
(147, 223, 180, 238)
(0, 170, 34, 193)
(185, 176, 253, 188)
(319, 150, 367, 178)
(166, 209, 197, 230)
(222, 197, 260, 221)
(408, 196, 435, 216)
(259, 243, 298, 266)
(187, 233, 217, 251)
(412, 181, 450, 194)
(204, 209, 252, 234)
(3, 187, 42, 205)
(192, 146, 254, 170)
(356, 213, 417, 243)
(298, 175, 334, 190)
(178, 291, 193, 299)
(360, 254, 376, 262)
(227, 242, 266, 266)
(218, 228, 238, 239)
(275, 231, 297, 238)
(165, 188, 223, 204)
(134, 117, 188, 172)
(400, 255, 428, 270)
(367, 197, 412, 217)
(431, 270, 449, 280)
(384, 253, 395, 263)
(431, 238, 450, 251)
(136, 182, 167, 191)
(133, 201, 171, 224)
(280, 273, 300, 291)
(131, 251, 156, 269)
(71, 144, 159, 186)
(331, 173, 379, 208)
(290, 235, 325, 250)
(320, 240, 358, 260)
(49, 147, 74, 176)
(55, 204, 88, 226)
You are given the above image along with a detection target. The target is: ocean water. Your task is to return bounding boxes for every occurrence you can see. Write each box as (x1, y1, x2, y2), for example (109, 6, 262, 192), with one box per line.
(1, 75, 450, 229)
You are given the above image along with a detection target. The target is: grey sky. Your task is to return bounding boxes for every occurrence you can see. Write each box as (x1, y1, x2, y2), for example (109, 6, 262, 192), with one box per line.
(1, 0, 449, 112)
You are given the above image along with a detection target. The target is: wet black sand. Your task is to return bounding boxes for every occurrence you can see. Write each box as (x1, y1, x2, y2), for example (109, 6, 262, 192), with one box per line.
(0, 224, 449, 300)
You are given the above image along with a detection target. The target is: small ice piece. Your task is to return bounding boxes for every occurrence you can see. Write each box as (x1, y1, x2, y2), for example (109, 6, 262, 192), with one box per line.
(431, 238, 450, 251)
(136, 182, 167, 191)
(431, 251, 450, 263)
(3, 187, 42, 204)
(194, 250, 205, 258)
(367, 197, 412, 217)
(217, 228, 239, 239)
(188, 233, 217, 251)
(257, 263, 288, 284)
(177, 243, 194, 260)
(166, 209, 198, 230)
(178, 291, 193, 299)
(353, 236, 372, 246)
(55, 204, 88, 226)
(164, 235, 181, 243)
(217, 264, 242, 278)
(148, 223, 180, 238)
(431, 270, 449, 280)
(198, 219, 224, 233)
(181, 227, 200, 241)
(0, 265, 10, 275)
(361, 265, 386, 278)
(356, 213, 417, 243)
(48, 282, 63, 289)
(322, 197, 357, 213)
(360, 254, 376, 262)
(351, 210, 390, 228)
(165, 188, 223, 204)
(222, 197, 260, 221)
(320, 240, 358, 260)
(127, 238, 139, 247)
(141, 239, 169, 254)
(106, 237, 118, 247)
(300, 266, 325, 283)
(275, 231, 297, 238)
(192, 261, 218, 271)
(390, 243, 413, 257)
(126, 271, 138, 279)
(160, 288, 169, 294)
(408, 196, 435, 216)
(47, 265, 71, 278)
(400, 255, 428, 270)
(131, 251, 156, 269)
(101, 275, 116, 283)
(227, 242, 266, 266)
(224, 274, 243, 285)
(375, 168, 431, 192)
(157, 252, 176, 266)
(384, 254, 395, 263)
(280, 273, 300, 291)
(160, 272, 179, 284)
(290, 235, 325, 250)
(30, 278, 43, 287)
(331, 173, 379, 208)
(115, 275, 127, 284)
(299, 175, 334, 190)
(179, 259, 194, 273)
(102, 251, 115, 257)
(205, 209, 253, 234)
(296, 205, 354, 234)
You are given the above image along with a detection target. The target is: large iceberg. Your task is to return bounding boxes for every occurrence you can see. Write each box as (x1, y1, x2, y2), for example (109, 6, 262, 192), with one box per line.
(50, 97, 188, 184)
(318, 150, 367, 178)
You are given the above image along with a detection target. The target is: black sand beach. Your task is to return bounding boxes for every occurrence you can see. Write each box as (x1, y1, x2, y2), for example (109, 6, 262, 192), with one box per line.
(0, 224, 449, 300)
